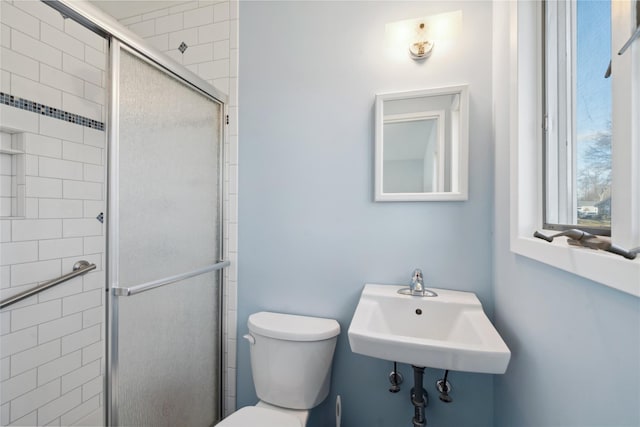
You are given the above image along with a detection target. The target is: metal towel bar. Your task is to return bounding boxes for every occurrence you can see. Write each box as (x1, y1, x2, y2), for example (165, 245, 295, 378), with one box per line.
(0, 260, 97, 309)
(113, 260, 230, 297)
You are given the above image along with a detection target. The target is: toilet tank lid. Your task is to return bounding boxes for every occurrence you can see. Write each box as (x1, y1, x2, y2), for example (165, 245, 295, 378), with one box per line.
(248, 312, 340, 341)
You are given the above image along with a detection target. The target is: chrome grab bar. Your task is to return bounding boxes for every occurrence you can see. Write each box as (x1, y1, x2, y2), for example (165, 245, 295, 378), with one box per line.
(113, 260, 230, 297)
(0, 260, 97, 309)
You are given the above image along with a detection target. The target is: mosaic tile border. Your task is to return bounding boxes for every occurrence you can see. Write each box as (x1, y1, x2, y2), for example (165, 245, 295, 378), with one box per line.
(0, 92, 105, 131)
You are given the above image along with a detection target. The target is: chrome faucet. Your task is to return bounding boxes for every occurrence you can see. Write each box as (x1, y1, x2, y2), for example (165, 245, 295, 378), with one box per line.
(410, 269, 424, 293)
(409, 268, 437, 297)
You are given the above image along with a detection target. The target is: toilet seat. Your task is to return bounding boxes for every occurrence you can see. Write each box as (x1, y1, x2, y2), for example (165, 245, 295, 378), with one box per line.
(216, 406, 303, 427)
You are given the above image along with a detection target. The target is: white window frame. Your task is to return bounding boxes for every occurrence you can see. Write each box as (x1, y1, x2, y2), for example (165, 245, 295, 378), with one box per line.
(544, 0, 578, 229)
(506, 0, 640, 297)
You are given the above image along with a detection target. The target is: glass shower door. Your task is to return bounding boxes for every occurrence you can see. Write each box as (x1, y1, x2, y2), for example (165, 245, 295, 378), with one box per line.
(109, 44, 224, 426)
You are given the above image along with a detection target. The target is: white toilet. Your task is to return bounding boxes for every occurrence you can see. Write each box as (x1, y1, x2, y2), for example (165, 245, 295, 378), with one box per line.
(218, 311, 341, 427)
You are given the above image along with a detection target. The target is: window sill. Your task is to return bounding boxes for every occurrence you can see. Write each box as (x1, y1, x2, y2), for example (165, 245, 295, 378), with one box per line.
(511, 235, 640, 297)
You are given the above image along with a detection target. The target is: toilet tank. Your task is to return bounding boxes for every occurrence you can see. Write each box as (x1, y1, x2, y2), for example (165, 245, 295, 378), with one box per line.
(246, 312, 340, 410)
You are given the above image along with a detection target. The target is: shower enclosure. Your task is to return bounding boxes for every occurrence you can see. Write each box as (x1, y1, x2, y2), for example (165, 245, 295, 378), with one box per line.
(108, 44, 227, 425)
(50, 2, 228, 425)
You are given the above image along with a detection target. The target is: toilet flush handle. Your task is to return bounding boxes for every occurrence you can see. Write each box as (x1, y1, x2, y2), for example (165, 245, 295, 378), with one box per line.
(243, 334, 255, 345)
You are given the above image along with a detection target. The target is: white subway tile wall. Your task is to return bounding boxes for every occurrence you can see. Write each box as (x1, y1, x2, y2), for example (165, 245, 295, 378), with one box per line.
(122, 0, 235, 98)
(119, 0, 239, 416)
(0, 1, 106, 426)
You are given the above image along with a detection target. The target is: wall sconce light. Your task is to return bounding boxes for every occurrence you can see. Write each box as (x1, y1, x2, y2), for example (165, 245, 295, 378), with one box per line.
(386, 12, 460, 62)
(409, 22, 434, 60)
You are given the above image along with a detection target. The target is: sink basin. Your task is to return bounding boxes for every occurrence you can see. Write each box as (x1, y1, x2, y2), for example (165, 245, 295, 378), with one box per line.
(348, 284, 511, 374)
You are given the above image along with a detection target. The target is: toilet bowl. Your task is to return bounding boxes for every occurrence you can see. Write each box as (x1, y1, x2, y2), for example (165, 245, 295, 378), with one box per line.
(217, 311, 340, 427)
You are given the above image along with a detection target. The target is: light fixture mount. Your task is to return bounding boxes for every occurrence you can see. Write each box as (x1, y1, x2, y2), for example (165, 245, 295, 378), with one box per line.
(409, 22, 434, 60)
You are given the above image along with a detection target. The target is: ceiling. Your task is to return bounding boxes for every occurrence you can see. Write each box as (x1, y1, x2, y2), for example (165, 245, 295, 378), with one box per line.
(89, 1, 189, 20)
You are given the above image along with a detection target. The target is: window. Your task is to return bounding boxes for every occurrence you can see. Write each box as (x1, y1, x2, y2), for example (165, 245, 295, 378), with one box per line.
(501, 0, 640, 296)
(544, 0, 612, 235)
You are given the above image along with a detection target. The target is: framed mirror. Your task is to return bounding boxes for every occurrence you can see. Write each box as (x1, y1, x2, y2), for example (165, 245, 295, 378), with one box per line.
(375, 85, 469, 201)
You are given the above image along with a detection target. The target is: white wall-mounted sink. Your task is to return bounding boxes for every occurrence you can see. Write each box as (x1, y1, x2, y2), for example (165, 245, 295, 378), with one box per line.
(348, 284, 511, 374)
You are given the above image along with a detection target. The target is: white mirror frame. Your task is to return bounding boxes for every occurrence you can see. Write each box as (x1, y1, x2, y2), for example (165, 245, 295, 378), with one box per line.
(375, 85, 469, 201)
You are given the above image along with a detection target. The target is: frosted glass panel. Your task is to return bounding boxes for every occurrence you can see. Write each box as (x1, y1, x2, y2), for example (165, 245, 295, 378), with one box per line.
(113, 49, 222, 425)
(118, 49, 220, 285)
(117, 273, 219, 426)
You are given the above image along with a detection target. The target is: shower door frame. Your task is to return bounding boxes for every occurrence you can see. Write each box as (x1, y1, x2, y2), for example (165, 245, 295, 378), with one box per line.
(44, 2, 229, 425)
(108, 40, 227, 427)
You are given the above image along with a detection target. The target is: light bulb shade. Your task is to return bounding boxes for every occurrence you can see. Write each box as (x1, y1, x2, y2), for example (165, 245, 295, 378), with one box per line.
(409, 40, 434, 60)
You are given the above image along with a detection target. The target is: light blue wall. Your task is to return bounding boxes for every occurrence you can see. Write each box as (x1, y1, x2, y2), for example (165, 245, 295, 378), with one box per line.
(491, 4, 640, 426)
(492, 254, 640, 426)
(238, 2, 496, 426)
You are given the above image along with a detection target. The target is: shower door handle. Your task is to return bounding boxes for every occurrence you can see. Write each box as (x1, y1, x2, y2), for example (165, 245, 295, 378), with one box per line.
(113, 260, 230, 297)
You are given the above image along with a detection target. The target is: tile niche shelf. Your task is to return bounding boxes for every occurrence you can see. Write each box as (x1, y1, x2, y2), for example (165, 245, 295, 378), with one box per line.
(0, 131, 25, 218)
